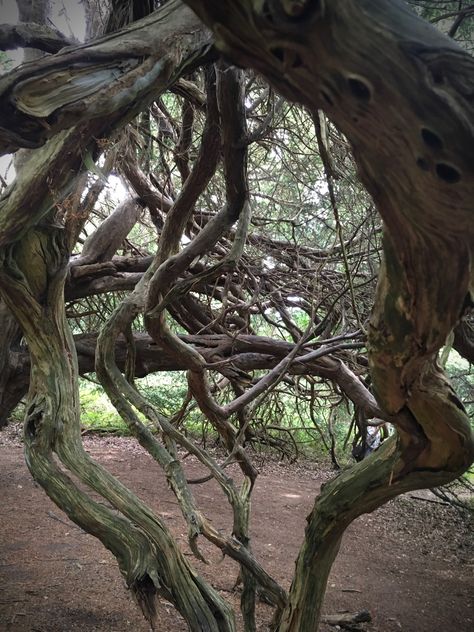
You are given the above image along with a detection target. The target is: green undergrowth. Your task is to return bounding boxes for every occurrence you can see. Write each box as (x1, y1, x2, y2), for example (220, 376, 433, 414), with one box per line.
(80, 381, 130, 434)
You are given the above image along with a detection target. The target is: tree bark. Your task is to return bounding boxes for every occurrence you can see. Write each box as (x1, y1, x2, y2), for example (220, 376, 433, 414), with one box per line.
(0, 0, 210, 156)
(0, 226, 236, 631)
(0, 22, 72, 54)
(1, 1, 473, 630)
(0, 301, 23, 427)
(179, 1, 474, 629)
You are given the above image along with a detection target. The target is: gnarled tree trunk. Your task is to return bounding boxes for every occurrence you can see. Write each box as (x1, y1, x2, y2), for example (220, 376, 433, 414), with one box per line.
(0, 301, 23, 427)
(1, 1, 473, 630)
(179, 0, 474, 629)
(0, 226, 236, 631)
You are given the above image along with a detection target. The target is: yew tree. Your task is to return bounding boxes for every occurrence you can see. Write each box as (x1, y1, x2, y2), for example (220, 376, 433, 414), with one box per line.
(0, 1, 473, 631)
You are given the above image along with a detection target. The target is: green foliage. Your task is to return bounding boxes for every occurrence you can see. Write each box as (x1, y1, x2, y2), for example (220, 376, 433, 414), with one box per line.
(80, 379, 129, 434)
(0, 51, 13, 75)
(138, 372, 219, 439)
(408, 1, 474, 51)
(445, 350, 474, 420)
(138, 371, 188, 414)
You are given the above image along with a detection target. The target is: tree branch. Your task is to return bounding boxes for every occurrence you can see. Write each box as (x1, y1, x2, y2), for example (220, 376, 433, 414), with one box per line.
(0, 22, 74, 53)
(0, 0, 210, 156)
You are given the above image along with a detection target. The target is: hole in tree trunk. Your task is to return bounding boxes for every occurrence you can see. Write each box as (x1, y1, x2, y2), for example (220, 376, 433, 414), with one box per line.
(435, 162, 461, 184)
(430, 69, 445, 84)
(421, 128, 443, 151)
(279, 0, 323, 20)
(26, 412, 42, 439)
(292, 53, 303, 68)
(262, 0, 324, 28)
(261, 1, 275, 23)
(132, 573, 158, 623)
(347, 76, 372, 101)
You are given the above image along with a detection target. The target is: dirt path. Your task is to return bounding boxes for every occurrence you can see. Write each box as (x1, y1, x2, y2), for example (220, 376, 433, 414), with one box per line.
(1, 434, 473, 631)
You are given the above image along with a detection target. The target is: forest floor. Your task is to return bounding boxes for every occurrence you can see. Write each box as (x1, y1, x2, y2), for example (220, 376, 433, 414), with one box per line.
(0, 427, 473, 632)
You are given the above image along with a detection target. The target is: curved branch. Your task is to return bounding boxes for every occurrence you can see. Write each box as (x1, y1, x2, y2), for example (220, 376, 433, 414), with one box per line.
(0, 22, 73, 53)
(0, 3, 210, 248)
(0, 0, 210, 156)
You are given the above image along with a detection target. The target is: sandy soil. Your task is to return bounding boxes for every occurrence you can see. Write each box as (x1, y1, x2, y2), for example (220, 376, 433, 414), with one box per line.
(0, 431, 473, 632)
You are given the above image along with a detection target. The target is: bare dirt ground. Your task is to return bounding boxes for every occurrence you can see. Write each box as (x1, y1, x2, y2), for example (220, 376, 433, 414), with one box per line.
(1, 428, 473, 632)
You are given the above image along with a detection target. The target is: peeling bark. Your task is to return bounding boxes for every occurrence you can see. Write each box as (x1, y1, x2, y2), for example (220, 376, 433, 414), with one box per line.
(0, 226, 236, 632)
(0, 0, 209, 156)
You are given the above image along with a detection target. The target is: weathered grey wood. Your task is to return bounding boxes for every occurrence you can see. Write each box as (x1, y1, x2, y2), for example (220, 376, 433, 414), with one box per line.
(0, 22, 72, 53)
(70, 198, 142, 267)
(0, 2, 210, 249)
(0, 0, 209, 155)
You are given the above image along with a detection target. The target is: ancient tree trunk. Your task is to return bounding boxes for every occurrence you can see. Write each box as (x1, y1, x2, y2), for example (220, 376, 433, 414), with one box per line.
(0, 0, 207, 432)
(0, 0, 52, 422)
(0, 226, 236, 631)
(0, 2, 210, 248)
(180, 0, 474, 629)
(0, 301, 23, 427)
(0, 5, 240, 627)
